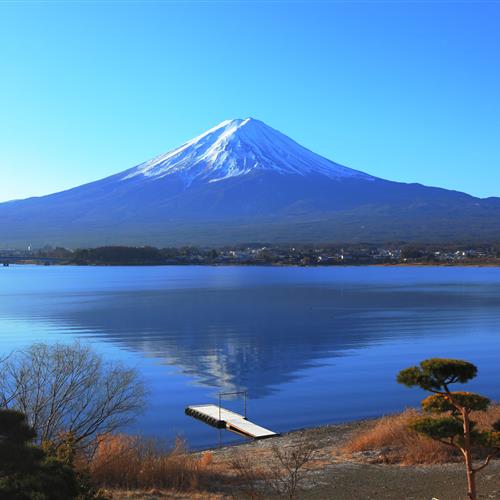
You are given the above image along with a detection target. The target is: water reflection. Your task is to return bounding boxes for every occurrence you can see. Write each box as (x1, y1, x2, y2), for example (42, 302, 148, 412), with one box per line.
(2, 267, 500, 398)
(1, 265, 500, 446)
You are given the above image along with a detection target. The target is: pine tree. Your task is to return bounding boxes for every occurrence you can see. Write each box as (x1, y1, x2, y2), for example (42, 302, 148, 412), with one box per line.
(397, 359, 500, 500)
(0, 409, 80, 499)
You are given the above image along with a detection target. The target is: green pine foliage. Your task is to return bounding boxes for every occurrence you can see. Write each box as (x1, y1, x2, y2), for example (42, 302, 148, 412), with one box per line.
(397, 358, 500, 500)
(0, 409, 102, 500)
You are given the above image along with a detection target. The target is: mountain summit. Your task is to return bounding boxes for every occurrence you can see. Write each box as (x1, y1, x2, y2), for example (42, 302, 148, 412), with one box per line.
(1, 118, 499, 248)
(122, 118, 373, 185)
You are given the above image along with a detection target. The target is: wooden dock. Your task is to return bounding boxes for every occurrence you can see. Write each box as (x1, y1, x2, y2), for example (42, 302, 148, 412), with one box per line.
(185, 404, 277, 439)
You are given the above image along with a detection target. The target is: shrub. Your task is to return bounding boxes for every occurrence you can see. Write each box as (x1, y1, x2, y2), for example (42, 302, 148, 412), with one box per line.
(87, 434, 218, 492)
(229, 439, 318, 499)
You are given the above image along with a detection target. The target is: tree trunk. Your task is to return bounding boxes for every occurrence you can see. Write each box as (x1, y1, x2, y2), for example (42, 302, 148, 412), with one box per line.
(462, 410, 477, 500)
(464, 453, 476, 500)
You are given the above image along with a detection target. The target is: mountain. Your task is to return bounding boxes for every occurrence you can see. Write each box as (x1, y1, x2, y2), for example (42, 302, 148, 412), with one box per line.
(1, 117, 500, 248)
(122, 118, 374, 184)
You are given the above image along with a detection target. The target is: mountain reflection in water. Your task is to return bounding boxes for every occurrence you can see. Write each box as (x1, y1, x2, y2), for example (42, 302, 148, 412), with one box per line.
(1, 265, 499, 447)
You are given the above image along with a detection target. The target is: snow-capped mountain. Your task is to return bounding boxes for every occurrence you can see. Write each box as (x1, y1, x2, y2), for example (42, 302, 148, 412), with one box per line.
(1, 118, 499, 248)
(122, 118, 373, 184)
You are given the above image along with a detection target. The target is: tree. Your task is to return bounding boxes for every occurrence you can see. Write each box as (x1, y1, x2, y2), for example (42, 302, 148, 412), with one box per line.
(230, 439, 317, 499)
(397, 358, 500, 500)
(0, 409, 81, 499)
(266, 440, 317, 499)
(0, 342, 146, 453)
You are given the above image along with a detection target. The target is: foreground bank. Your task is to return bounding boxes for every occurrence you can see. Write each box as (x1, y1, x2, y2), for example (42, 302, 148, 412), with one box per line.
(106, 417, 500, 499)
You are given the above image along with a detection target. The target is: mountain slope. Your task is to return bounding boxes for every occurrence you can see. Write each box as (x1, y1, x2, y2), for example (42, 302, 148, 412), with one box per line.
(1, 118, 499, 248)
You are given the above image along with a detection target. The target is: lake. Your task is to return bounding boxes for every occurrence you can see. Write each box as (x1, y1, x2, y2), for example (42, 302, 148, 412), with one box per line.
(1, 265, 499, 448)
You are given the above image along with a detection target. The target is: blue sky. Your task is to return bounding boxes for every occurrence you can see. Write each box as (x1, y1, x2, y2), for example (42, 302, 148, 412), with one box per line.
(0, 1, 499, 202)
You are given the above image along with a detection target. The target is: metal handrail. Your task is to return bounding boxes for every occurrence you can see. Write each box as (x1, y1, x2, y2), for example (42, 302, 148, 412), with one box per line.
(218, 390, 248, 420)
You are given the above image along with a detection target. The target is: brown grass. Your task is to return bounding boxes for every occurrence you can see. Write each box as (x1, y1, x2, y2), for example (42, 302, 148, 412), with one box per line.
(106, 490, 223, 499)
(84, 434, 222, 492)
(470, 404, 500, 430)
(343, 405, 500, 465)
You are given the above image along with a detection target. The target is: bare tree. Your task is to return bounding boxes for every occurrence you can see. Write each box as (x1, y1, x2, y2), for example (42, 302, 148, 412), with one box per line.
(266, 440, 317, 499)
(0, 342, 146, 451)
(229, 440, 317, 499)
(0, 352, 17, 408)
(230, 450, 266, 499)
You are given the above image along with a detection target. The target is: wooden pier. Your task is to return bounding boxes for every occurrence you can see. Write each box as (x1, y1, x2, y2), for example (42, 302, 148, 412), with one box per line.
(185, 404, 277, 439)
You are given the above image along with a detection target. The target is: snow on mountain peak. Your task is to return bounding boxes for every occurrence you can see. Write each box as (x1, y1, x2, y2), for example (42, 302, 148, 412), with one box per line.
(123, 118, 374, 184)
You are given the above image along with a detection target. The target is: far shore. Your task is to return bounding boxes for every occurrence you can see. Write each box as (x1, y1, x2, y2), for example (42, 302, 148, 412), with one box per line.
(3, 243, 500, 268)
(5, 260, 500, 268)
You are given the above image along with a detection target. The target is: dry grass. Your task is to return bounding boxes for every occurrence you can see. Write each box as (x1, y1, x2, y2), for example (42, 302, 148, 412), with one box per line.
(343, 405, 500, 465)
(84, 434, 221, 492)
(82, 433, 319, 497)
(470, 404, 500, 430)
(106, 489, 223, 499)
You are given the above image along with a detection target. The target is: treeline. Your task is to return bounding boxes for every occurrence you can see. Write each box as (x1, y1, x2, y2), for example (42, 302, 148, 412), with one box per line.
(70, 246, 221, 265)
(73, 246, 169, 265)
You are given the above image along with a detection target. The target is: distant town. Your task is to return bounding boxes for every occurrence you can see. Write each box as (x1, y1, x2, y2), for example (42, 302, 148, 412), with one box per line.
(2, 243, 500, 266)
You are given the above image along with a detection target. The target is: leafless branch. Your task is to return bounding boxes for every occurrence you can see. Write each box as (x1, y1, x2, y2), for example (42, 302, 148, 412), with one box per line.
(0, 342, 146, 453)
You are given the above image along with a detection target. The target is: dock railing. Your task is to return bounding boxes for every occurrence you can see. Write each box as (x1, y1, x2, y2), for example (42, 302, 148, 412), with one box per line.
(218, 390, 247, 421)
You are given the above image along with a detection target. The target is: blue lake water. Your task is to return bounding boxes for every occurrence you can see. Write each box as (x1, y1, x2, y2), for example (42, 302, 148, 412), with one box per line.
(1, 265, 499, 448)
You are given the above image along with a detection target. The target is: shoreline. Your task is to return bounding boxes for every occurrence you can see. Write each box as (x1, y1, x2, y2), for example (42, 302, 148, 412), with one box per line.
(5, 261, 500, 268)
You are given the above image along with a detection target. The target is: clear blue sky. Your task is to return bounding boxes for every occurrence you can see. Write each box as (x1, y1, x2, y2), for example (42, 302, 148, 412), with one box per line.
(1, 1, 499, 202)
